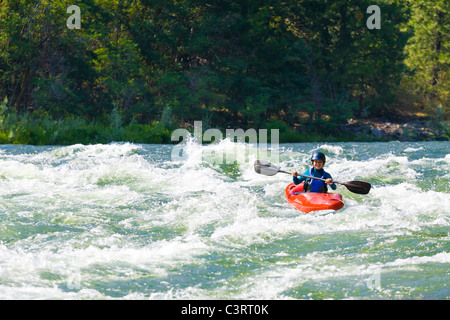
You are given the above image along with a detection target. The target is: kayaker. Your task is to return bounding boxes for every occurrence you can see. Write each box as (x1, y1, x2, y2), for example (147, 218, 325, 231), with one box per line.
(291, 152, 336, 193)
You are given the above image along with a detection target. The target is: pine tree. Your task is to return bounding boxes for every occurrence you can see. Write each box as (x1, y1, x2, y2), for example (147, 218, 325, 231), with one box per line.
(403, 0, 450, 113)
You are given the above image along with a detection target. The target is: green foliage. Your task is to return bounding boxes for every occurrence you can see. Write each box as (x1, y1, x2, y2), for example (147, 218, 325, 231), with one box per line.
(0, 0, 447, 144)
(0, 99, 174, 145)
(403, 0, 450, 112)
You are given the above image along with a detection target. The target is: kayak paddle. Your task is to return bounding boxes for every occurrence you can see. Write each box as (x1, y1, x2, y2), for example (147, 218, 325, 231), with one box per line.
(254, 160, 371, 195)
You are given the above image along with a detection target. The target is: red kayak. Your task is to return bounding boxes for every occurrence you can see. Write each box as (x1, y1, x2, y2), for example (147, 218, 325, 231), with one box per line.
(285, 183, 344, 213)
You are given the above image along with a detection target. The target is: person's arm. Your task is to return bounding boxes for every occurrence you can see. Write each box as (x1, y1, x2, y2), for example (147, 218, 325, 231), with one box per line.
(324, 173, 336, 190)
(292, 170, 306, 185)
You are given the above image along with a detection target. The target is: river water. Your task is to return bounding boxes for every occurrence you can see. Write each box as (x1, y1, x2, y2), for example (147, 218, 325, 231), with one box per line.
(0, 140, 448, 299)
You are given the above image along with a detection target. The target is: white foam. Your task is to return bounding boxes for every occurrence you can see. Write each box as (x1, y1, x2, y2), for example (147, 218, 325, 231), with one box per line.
(315, 144, 345, 156)
(387, 251, 450, 267)
(0, 141, 448, 299)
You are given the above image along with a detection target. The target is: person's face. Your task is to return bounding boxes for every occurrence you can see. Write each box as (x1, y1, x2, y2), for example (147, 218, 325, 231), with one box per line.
(312, 160, 324, 170)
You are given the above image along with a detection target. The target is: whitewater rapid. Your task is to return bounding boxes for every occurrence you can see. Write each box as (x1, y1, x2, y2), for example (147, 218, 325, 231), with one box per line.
(0, 140, 448, 299)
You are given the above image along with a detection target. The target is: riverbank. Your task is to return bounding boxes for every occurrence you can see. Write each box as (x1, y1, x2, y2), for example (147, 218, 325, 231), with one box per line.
(0, 110, 447, 145)
(339, 116, 449, 142)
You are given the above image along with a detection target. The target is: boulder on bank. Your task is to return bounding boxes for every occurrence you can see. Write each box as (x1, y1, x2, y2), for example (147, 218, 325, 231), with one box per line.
(341, 117, 448, 141)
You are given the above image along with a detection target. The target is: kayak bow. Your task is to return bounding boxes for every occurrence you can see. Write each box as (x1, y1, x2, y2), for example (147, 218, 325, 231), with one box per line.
(285, 183, 344, 213)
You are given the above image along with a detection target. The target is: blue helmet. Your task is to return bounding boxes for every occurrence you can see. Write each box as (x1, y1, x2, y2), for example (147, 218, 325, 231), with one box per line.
(311, 151, 326, 163)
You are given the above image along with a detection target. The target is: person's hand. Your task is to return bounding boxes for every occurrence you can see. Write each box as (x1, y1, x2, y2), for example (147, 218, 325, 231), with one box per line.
(325, 178, 333, 184)
(292, 170, 298, 177)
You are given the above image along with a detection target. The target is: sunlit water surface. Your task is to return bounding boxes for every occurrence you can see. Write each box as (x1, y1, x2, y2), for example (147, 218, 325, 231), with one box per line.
(0, 141, 448, 299)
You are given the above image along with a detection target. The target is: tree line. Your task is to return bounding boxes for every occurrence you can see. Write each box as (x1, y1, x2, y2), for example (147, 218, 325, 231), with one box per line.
(0, 0, 448, 144)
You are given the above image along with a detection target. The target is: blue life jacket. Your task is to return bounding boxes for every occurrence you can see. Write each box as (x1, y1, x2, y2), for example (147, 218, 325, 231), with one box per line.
(306, 168, 327, 193)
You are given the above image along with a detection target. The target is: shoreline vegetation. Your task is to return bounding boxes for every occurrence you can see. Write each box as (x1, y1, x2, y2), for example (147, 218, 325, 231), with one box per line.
(0, 1, 448, 145)
(0, 98, 447, 145)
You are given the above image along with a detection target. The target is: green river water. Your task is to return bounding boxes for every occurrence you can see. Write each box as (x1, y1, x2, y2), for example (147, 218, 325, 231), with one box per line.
(0, 140, 448, 299)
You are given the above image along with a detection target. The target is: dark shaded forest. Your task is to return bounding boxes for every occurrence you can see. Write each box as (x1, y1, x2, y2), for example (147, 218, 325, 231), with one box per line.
(0, 0, 448, 144)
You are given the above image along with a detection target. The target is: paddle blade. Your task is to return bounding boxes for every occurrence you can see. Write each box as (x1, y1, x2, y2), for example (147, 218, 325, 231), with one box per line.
(254, 160, 279, 176)
(342, 181, 372, 194)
